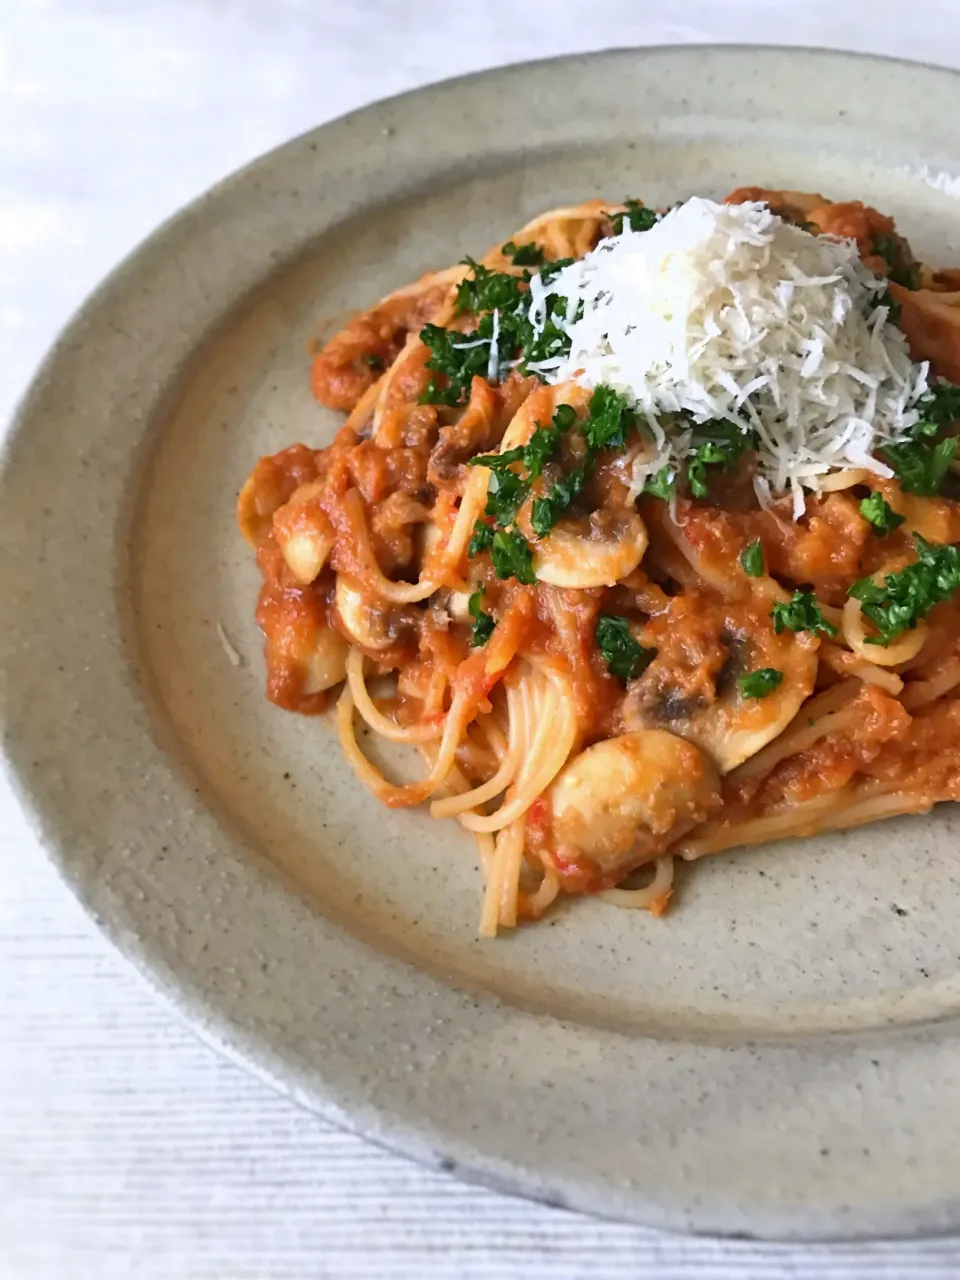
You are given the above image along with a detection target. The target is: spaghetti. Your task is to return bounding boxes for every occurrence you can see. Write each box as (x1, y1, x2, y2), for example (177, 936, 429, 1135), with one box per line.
(238, 188, 960, 936)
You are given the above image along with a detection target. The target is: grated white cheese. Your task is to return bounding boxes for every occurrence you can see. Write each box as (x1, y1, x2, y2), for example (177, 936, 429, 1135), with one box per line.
(216, 620, 244, 668)
(525, 198, 930, 513)
(487, 307, 500, 383)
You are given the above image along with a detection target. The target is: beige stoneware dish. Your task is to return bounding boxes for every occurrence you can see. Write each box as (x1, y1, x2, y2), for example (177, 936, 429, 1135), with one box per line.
(4, 46, 960, 1240)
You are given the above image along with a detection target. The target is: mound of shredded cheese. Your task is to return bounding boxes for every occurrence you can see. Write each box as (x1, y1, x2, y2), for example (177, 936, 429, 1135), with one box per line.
(525, 198, 930, 515)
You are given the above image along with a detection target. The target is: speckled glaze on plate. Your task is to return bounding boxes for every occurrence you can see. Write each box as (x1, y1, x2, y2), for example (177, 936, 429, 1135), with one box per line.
(5, 46, 960, 1240)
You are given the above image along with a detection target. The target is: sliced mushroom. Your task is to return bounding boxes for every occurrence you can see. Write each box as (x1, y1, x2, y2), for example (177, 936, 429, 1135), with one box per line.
(547, 729, 720, 876)
(273, 481, 334, 585)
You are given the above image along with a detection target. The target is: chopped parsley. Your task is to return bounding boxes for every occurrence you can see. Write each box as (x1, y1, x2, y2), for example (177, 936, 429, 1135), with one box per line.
(470, 446, 525, 470)
(530, 461, 590, 537)
(686, 422, 757, 498)
(418, 321, 499, 406)
(466, 386, 644, 570)
(523, 403, 576, 478)
(362, 353, 384, 371)
(915, 381, 960, 432)
(871, 234, 920, 291)
(538, 256, 576, 283)
(484, 466, 530, 528)
(883, 436, 957, 497)
(771, 590, 838, 638)
(581, 384, 637, 452)
(501, 240, 545, 267)
(419, 255, 581, 403)
(740, 540, 764, 577)
(882, 381, 960, 495)
(490, 528, 536, 584)
(640, 419, 757, 503)
(419, 256, 533, 404)
(455, 258, 527, 317)
(594, 614, 656, 682)
(528, 388, 637, 536)
(738, 668, 784, 699)
(520, 287, 578, 372)
(859, 491, 905, 535)
(470, 390, 640, 544)
(469, 404, 582, 534)
(610, 200, 659, 236)
(467, 448, 531, 528)
(468, 520, 494, 556)
(848, 534, 960, 644)
(466, 403, 587, 578)
(643, 467, 676, 501)
(521, 423, 562, 479)
(468, 586, 495, 646)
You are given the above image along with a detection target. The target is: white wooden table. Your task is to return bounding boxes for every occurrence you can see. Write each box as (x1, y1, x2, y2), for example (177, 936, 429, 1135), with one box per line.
(4, 3, 960, 1275)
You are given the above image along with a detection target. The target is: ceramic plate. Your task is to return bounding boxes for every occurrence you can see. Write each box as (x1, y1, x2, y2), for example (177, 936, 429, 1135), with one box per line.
(5, 46, 960, 1240)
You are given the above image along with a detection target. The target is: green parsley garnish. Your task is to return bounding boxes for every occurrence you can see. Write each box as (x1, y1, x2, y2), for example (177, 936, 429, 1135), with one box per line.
(915, 381, 960, 432)
(859, 491, 905, 535)
(501, 240, 545, 267)
(640, 419, 757, 503)
(848, 534, 960, 645)
(468, 448, 532, 528)
(419, 256, 580, 403)
(528, 388, 637, 537)
(468, 586, 495, 646)
(419, 256, 533, 404)
(883, 436, 957, 497)
(530, 461, 590, 537)
(522, 404, 576, 479)
(738, 668, 784, 699)
(643, 467, 676, 501)
(740, 540, 764, 577)
(594, 614, 656, 682)
(521, 424, 561, 479)
(686, 422, 757, 498)
(472, 391, 639, 543)
(610, 200, 659, 236)
(468, 521, 494, 556)
(771, 590, 838, 638)
(470, 446, 525, 469)
(418, 321, 501, 406)
(469, 406, 578, 532)
(484, 466, 530, 528)
(466, 403, 587, 576)
(490, 528, 536, 584)
(455, 257, 527, 317)
(537, 257, 575, 283)
(581, 385, 637, 452)
(882, 381, 960, 495)
(362, 353, 384, 371)
(871, 234, 920, 291)
(520, 286, 578, 373)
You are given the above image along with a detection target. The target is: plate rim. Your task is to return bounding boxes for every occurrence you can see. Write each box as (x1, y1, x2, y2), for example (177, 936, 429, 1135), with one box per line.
(5, 43, 960, 1241)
